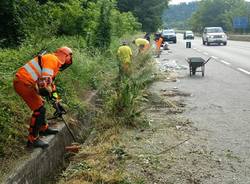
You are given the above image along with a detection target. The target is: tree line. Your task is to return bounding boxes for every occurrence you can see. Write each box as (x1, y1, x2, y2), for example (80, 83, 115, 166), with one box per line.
(163, 0, 250, 33)
(190, 0, 250, 32)
(162, 2, 198, 30)
(0, 0, 169, 48)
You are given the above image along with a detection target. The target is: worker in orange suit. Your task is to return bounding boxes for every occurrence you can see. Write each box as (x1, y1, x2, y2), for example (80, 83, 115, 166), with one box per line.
(155, 35, 163, 57)
(13, 47, 73, 148)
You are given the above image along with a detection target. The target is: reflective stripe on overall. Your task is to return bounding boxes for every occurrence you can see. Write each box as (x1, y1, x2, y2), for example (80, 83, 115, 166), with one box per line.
(23, 59, 54, 81)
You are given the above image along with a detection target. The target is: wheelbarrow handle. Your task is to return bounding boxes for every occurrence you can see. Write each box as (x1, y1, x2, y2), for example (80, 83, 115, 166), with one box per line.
(204, 57, 212, 65)
(185, 57, 192, 64)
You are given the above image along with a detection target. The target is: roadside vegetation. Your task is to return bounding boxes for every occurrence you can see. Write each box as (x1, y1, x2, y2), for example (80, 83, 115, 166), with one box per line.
(0, 0, 168, 180)
(58, 51, 156, 184)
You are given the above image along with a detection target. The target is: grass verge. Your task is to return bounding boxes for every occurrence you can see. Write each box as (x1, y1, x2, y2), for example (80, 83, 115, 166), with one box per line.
(57, 50, 156, 184)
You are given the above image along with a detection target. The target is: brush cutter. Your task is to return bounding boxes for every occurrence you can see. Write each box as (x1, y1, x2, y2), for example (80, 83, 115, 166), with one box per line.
(46, 101, 81, 153)
(49, 101, 77, 142)
(48, 102, 81, 153)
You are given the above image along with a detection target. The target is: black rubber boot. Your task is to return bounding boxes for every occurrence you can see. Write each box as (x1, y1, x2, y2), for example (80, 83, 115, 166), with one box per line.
(40, 127, 59, 136)
(27, 139, 49, 149)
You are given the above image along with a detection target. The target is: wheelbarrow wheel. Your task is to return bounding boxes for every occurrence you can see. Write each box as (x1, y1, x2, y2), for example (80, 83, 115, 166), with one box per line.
(192, 67, 196, 75)
(189, 65, 192, 76)
(202, 66, 205, 76)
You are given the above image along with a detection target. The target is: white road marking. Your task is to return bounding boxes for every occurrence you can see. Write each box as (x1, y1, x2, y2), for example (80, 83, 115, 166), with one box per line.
(197, 49, 201, 52)
(220, 60, 231, 65)
(203, 52, 209, 55)
(211, 56, 218, 59)
(193, 48, 197, 50)
(237, 68, 250, 75)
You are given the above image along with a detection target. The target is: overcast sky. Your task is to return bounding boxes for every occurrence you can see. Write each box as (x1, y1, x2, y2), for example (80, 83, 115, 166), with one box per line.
(169, 0, 250, 5)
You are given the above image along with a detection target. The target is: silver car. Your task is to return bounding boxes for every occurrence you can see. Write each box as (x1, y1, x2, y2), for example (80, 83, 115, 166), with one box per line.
(162, 29, 177, 43)
(202, 27, 227, 46)
(183, 30, 194, 40)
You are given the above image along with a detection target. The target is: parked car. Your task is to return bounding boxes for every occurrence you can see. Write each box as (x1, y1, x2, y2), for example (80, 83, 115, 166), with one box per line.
(161, 29, 177, 43)
(202, 27, 227, 46)
(183, 30, 194, 40)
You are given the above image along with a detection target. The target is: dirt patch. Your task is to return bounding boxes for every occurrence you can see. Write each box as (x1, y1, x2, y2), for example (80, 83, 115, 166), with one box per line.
(117, 89, 226, 183)
(160, 88, 191, 97)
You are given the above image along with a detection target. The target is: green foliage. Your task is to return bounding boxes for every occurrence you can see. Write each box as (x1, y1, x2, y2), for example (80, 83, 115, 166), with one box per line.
(56, 0, 85, 35)
(0, 0, 22, 47)
(0, 0, 140, 48)
(0, 48, 33, 157)
(117, 0, 169, 32)
(92, 0, 112, 49)
(110, 11, 141, 37)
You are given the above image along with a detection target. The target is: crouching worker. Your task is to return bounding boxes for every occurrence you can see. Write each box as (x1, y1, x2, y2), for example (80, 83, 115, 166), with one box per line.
(13, 47, 73, 148)
(117, 41, 133, 77)
(133, 38, 150, 53)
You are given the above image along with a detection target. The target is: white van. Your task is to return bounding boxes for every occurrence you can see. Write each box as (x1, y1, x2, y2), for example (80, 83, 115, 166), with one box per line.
(202, 27, 227, 46)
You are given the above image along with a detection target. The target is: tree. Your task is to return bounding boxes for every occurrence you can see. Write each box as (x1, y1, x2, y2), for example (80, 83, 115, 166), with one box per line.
(0, 0, 22, 47)
(0, 0, 140, 48)
(117, 0, 169, 32)
(92, 0, 112, 50)
(162, 2, 198, 30)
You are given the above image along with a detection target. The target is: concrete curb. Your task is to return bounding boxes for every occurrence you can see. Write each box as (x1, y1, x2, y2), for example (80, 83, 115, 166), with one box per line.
(4, 121, 75, 184)
(3, 92, 97, 184)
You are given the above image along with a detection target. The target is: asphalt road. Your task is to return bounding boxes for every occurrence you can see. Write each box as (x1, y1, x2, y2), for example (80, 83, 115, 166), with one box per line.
(156, 34, 250, 183)
(182, 34, 250, 74)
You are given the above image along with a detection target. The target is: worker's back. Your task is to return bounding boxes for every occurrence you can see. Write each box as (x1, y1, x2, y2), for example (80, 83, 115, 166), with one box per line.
(117, 45, 132, 64)
(135, 38, 149, 47)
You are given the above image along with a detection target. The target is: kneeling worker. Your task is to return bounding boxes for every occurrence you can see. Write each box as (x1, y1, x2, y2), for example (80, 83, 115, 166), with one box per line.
(13, 47, 73, 148)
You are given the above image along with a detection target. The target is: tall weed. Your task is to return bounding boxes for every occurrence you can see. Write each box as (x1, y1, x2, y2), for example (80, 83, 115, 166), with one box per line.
(102, 51, 156, 126)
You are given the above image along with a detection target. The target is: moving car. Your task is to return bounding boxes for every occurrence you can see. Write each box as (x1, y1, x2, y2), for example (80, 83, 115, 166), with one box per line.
(202, 27, 227, 46)
(183, 30, 194, 40)
(161, 29, 177, 43)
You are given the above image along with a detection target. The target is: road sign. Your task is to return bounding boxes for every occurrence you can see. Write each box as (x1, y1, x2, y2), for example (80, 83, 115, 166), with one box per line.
(233, 17, 248, 29)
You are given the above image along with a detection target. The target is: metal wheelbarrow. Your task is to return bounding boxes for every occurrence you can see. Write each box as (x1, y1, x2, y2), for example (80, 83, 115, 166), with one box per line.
(186, 57, 211, 77)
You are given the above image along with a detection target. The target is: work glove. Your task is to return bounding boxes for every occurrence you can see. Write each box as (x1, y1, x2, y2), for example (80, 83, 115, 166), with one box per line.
(37, 77, 53, 97)
(51, 91, 59, 101)
(50, 92, 66, 117)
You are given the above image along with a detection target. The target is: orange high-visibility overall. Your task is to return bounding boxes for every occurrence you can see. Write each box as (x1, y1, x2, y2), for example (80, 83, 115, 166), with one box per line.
(13, 54, 61, 142)
(155, 37, 163, 56)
